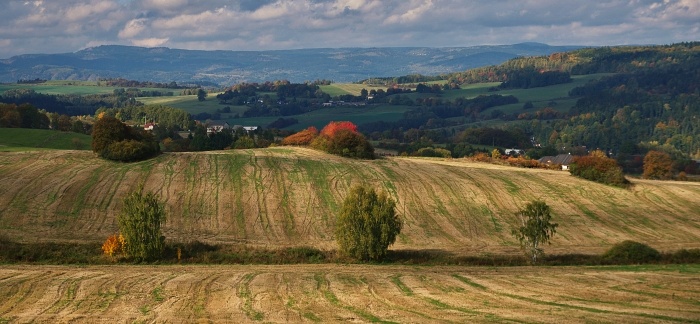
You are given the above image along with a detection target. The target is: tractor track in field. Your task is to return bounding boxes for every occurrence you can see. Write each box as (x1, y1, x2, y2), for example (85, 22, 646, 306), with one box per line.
(4, 264, 699, 323)
(2, 147, 700, 254)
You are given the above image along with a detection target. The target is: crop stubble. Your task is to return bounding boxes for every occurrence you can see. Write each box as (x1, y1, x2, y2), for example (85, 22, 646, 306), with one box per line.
(1, 148, 700, 254)
(0, 264, 698, 323)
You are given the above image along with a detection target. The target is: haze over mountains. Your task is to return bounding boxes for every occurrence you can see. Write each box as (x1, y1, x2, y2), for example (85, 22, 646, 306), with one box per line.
(0, 43, 582, 85)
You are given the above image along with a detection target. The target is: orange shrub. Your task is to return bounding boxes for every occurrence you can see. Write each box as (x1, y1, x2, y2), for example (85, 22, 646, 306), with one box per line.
(281, 126, 319, 145)
(102, 234, 125, 257)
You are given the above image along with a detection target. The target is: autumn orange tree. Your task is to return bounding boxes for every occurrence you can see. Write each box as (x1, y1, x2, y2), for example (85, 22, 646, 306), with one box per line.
(569, 150, 629, 187)
(281, 126, 318, 145)
(643, 150, 673, 180)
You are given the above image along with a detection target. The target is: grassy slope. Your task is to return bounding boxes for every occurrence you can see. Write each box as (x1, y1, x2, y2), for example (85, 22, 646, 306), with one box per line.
(1, 147, 699, 255)
(0, 128, 92, 151)
(0, 81, 175, 96)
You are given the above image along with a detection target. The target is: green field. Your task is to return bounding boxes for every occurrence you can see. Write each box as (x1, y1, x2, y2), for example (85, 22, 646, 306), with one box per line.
(2, 74, 613, 132)
(0, 128, 92, 151)
(0, 80, 178, 96)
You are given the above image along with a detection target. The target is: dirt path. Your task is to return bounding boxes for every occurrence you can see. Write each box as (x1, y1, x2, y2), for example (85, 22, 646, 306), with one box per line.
(0, 264, 698, 323)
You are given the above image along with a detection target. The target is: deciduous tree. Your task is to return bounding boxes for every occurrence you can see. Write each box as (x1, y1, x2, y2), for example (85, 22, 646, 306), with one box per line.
(512, 200, 558, 264)
(118, 185, 166, 262)
(335, 184, 402, 261)
(643, 150, 673, 180)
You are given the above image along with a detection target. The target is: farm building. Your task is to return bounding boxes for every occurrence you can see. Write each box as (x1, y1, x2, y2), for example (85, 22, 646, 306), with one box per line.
(538, 154, 574, 170)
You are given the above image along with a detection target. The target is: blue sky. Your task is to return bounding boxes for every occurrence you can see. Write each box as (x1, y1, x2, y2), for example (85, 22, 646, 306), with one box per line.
(1, 0, 698, 58)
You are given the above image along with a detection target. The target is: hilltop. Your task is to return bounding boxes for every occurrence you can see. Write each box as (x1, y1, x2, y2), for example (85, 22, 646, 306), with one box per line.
(0, 43, 581, 85)
(1, 147, 699, 255)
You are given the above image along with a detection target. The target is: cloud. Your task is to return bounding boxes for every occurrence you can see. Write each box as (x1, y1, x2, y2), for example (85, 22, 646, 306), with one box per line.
(0, 0, 698, 58)
(118, 18, 147, 39)
(131, 37, 170, 47)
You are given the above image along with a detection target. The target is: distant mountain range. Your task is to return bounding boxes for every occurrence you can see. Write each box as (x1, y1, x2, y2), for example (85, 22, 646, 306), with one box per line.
(0, 43, 583, 85)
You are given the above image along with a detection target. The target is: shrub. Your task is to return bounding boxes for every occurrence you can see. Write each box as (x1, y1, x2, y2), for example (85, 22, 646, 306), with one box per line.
(118, 185, 166, 262)
(92, 116, 160, 162)
(603, 241, 661, 264)
(415, 147, 452, 158)
(325, 129, 374, 159)
(335, 184, 402, 261)
(569, 151, 629, 187)
(281, 126, 318, 145)
(102, 234, 125, 258)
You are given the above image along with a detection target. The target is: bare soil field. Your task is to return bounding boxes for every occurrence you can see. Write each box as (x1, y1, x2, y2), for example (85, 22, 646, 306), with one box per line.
(1, 147, 700, 255)
(1, 264, 698, 323)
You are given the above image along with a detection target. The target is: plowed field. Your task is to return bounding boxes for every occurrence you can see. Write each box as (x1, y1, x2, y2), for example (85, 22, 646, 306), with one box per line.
(1, 264, 698, 323)
(2, 148, 700, 254)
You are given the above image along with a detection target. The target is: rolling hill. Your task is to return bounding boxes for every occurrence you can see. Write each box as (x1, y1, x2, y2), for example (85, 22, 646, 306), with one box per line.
(0, 43, 582, 85)
(1, 147, 699, 255)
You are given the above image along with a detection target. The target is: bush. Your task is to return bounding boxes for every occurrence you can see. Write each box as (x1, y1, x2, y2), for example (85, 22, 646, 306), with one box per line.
(415, 147, 452, 158)
(335, 184, 402, 261)
(569, 151, 629, 187)
(92, 116, 160, 162)
(281, 126, 318, 145)
(603, 241, 661, 264)
(325, 129, 374, 159)
(118, 185, 166, 262)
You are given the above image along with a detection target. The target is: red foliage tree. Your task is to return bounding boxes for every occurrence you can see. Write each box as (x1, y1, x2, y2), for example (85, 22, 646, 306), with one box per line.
(320, 121, 358, 138)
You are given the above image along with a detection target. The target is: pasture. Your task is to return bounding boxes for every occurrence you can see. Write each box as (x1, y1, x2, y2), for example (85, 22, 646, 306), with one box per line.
(0, 128, 91, 151)
(0, 80, 175, 96)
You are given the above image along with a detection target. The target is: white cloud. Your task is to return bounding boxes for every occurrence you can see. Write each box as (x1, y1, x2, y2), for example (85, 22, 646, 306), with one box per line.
(0, 0, 698, 58)
(131, 37, 169, 47)
(118, 18, 147, 39)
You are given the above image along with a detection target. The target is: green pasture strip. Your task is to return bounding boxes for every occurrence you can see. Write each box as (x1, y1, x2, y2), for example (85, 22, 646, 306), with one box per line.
(0, 82, 176, 96)
(0, 128, 92, 151)
(228, 104, 411, 130)
(138, 95, 249, 116)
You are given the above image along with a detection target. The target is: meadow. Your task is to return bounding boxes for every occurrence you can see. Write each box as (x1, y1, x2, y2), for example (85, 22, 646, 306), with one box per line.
(0, 128, 92, 151)
(0, 80, 175, 96)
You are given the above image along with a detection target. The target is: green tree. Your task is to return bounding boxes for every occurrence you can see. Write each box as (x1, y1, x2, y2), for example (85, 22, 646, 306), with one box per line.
(511, 200, 558, 264)
(335, 184, 402, 261)
(91, 116, 131, 154)
(643, 150, 673, 180)
(118, 184, 166, 261)
(197, 88, 207, 101)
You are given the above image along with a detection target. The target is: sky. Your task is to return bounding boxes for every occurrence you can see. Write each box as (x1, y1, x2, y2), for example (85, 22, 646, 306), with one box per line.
(1, 0, 699, 58)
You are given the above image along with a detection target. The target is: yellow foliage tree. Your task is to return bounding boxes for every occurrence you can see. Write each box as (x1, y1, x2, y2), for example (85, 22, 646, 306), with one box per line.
(102, 234, 126, 257)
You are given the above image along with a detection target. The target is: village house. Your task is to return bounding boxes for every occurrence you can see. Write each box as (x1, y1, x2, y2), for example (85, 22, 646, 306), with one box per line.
(206, 121, 231, 134)
(538, 153, 574, 170)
